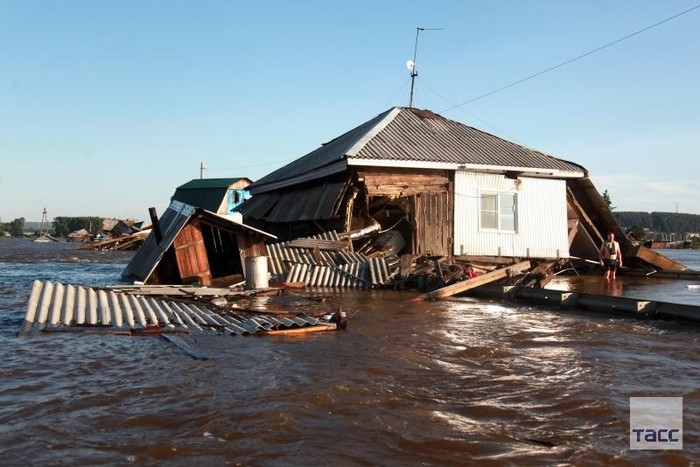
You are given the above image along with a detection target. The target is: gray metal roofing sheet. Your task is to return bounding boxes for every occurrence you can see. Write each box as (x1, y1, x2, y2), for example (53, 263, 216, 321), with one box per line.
(355, 108, 584, 173)
(177, 178, 249, 189)
(20, 280, 328, 337)
(264, 231, 396, 287)
(249, 107, 586, 192)
(264, 183, 347, 223)
(120, 201, 194, 283)
(235, 192, 280, 220)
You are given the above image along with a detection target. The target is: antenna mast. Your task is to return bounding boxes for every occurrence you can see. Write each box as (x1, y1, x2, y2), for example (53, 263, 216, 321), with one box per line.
(40, 208, 48, 234)
(407, 27, 444, 108)
(200, 161, 206, 179)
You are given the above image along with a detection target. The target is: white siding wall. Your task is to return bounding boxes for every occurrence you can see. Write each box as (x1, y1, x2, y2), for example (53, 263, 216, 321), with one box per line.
(453, 171, 569, 258)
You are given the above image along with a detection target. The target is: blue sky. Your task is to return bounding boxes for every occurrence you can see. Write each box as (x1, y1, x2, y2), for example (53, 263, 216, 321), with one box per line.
(1, 1, 698, 222)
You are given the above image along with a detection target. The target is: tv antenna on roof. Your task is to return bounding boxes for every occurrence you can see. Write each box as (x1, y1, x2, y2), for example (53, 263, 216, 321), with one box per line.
(407, 27, 444, 108)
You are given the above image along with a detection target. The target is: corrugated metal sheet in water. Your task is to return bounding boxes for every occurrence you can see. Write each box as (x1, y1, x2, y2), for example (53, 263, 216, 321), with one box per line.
(285, 263, 370, 287)
(20, 281, 326, 337)
(283, 257, 392, 287)
(266, 232, 340, 276)
(266, 231, 394, 287)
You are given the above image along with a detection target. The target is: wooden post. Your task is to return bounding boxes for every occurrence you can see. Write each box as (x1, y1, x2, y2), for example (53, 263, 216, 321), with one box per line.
(149, 207, 163, 244)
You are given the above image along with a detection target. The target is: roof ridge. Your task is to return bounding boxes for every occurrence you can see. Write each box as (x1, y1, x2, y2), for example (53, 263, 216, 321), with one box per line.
(345, 107, 402, 157)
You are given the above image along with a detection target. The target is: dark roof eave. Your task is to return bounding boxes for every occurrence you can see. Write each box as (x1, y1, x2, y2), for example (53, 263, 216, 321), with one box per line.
(249, 160, 348, 195)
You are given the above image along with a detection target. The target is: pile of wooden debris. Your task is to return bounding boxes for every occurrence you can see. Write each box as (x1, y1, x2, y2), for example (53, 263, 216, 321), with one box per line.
(73, 229, 150, 251)
(263, 225, 573, 301)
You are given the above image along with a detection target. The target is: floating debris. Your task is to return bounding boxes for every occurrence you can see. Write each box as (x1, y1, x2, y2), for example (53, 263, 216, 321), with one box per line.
(20, 280, 345, 338)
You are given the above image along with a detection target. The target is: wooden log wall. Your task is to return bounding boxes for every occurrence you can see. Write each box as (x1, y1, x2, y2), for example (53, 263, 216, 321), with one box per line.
(413, 191, 452, 257)
(357, 168, 452, 257)
(357, 168, 450, 197)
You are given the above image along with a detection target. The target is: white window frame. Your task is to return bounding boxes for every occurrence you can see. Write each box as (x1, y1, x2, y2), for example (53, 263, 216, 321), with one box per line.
(479, 191, 517, 233)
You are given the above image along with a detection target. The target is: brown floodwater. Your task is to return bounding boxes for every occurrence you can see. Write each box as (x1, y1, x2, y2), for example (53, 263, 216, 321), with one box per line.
(0, 238, 698, 465)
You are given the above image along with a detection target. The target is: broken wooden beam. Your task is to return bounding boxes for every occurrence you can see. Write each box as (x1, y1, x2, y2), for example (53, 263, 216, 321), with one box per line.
(288, 238, 350, 251)
(416, 261, 531, 301)
(454, 255, 521, 265)
(264, 323, 337, 336)
(628, 244, 687, 271)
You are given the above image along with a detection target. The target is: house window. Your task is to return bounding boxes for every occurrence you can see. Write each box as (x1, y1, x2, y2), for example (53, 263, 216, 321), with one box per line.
(480, 192, 517, 232)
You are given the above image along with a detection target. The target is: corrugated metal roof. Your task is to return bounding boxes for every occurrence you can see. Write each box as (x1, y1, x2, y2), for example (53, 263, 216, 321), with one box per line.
(171, 188, 227, 213)
(249, 107, 586, 194)
(172, 178, 252, 212)
(20, 280, 333, 337)
(355, 109, 584, 173)
(235, 192, 281, 220)
(265, 183, 347, 223)
(264, 231, 397, 287)
(237, 183, 347, 223)
(177, 178, 250, 190)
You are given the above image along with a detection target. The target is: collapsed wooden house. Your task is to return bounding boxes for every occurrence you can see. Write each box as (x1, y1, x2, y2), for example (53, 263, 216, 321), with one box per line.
(236, 107, 685, 274)
(103, 218, 144, 237)
(72, 218, 149, 251)
(121, 200, 276, 286)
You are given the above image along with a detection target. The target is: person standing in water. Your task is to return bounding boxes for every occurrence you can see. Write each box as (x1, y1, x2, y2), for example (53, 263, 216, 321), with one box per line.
(599, 232, 622, 280)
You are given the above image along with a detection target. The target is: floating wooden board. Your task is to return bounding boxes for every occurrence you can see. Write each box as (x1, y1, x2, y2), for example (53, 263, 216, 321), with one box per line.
(417, 261, 531, 301)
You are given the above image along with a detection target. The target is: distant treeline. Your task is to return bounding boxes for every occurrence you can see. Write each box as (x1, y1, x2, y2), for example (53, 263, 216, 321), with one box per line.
(52, 217, 103, 238)
(616, 211, 700, 233)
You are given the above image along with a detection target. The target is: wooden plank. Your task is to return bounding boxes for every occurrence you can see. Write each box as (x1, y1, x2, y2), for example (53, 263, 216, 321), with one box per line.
(399, 254, 414, 278)
(265, 324, 337, 336)
(455, 255, 521, 265)
(173, 222, 212, 286)
(566, 187, 604, 246)
(630, 244, 687, 271)
(288, 238, 349, 251)
(417, 261, 531, 301)
(415, 192, 451, 256)
(567, 219, 579, 246)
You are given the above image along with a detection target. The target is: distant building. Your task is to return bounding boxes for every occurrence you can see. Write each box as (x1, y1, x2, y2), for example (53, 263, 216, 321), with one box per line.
(102, 218, 143, 237)
(171, 178, 252, 219)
